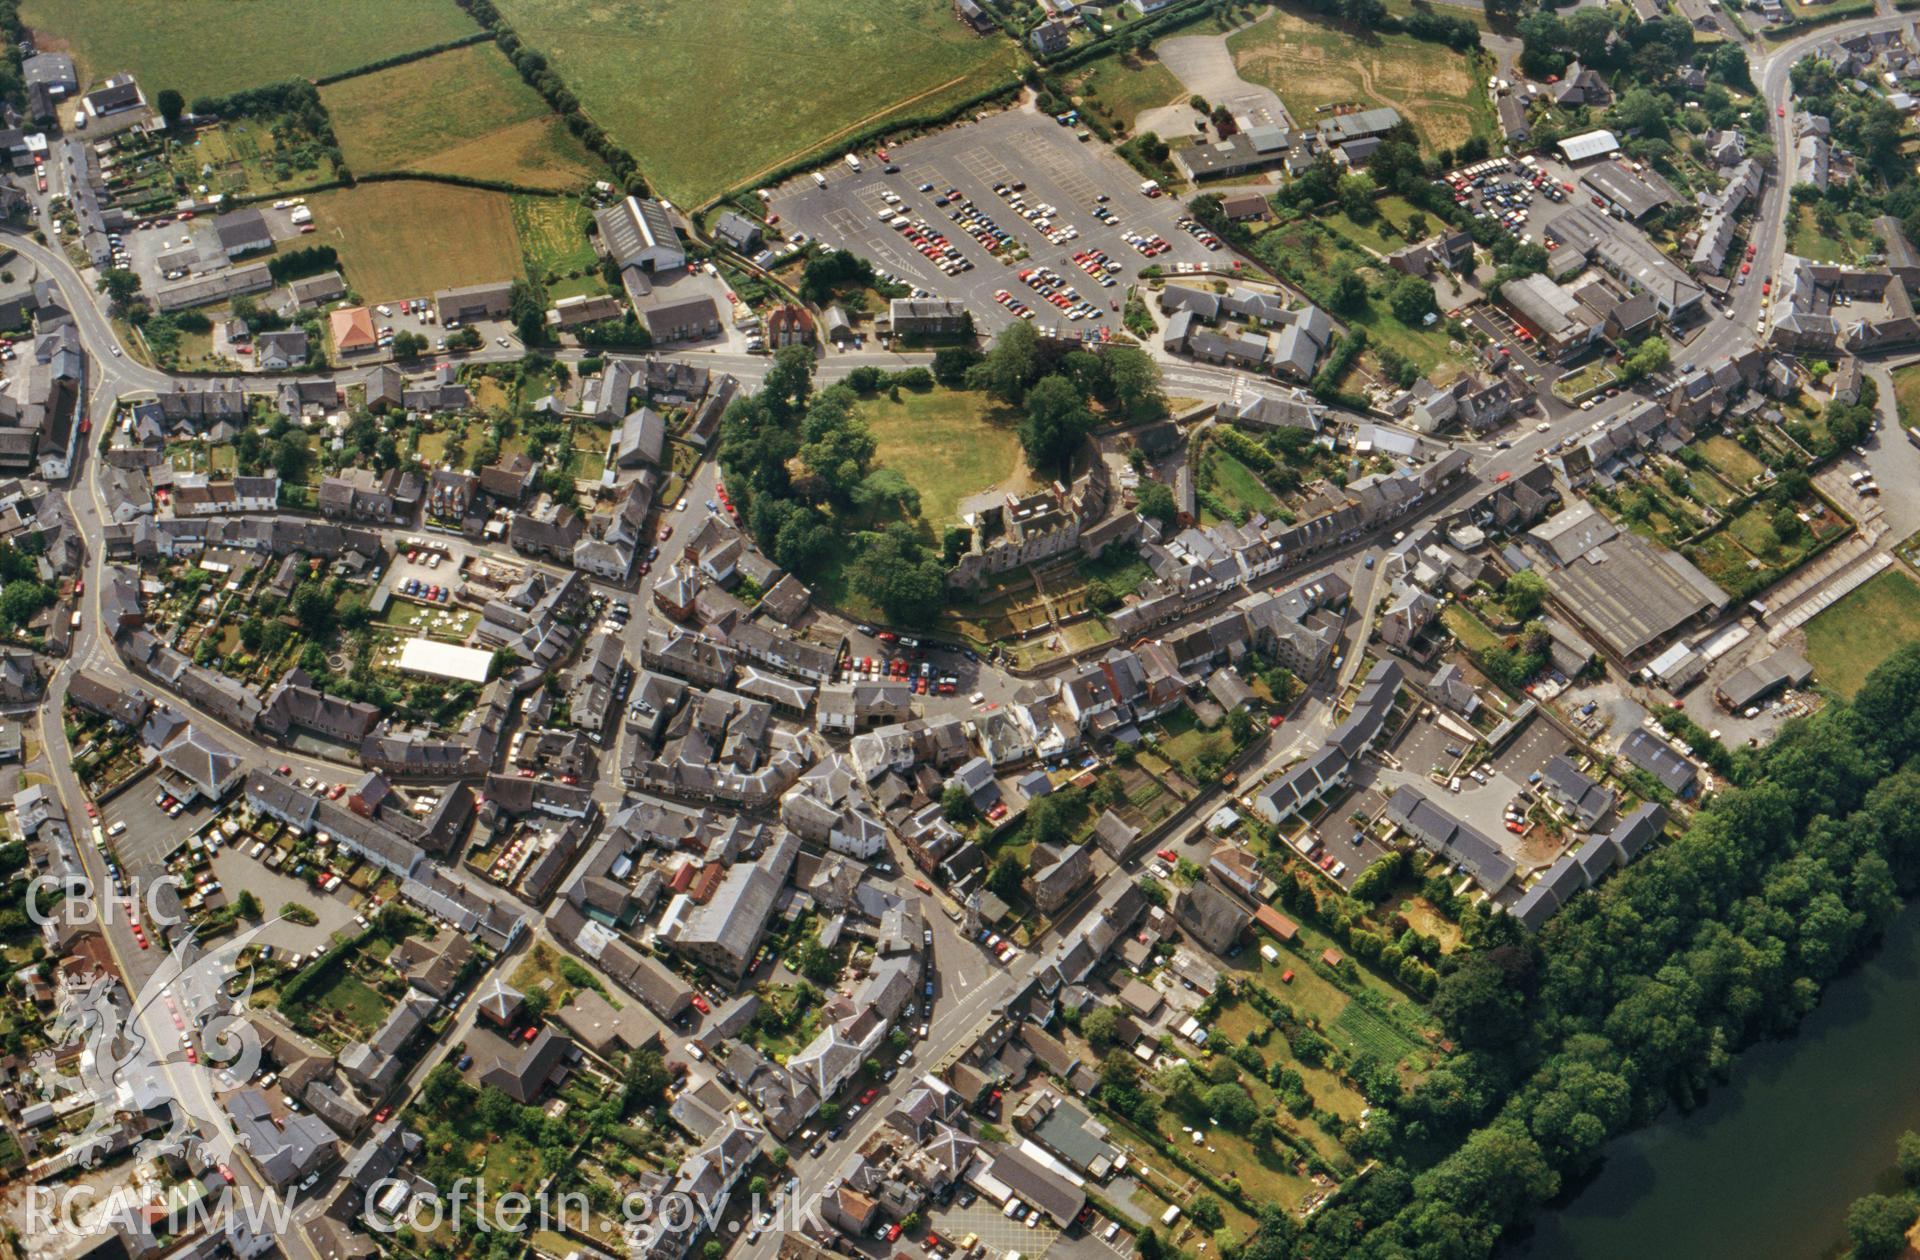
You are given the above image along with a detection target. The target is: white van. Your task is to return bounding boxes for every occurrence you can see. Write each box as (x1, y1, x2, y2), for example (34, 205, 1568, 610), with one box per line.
(249, 841, 266, 859)
(812, 172, 827, 188)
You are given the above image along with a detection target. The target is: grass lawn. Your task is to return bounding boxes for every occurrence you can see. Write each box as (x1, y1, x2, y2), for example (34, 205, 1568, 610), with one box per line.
(321, 43, 601, 190)
(1804, 568, 1920, 698)
(1069, 49, 1186, 133)
(1321, 193, 1432, 257)
(21, 0, 478, 102)
(855, 386, 1036, 530)
(1785, 203, 1871, 264)
(1893, 363, 1920, 430)
(1228, 2, 1487, 152)
(302, 180, 525, 302)
(494, 0, 1018, 207)
(513, 196, 602, 284)
(1204, 445, 1281, 520)
(1696, 434, 1767, 488)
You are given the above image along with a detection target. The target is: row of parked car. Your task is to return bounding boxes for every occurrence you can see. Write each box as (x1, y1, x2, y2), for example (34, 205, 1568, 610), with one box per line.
(400, 577, 450, 603)
(886, 212, 976, 277)
(1173, 215, 1223, 250)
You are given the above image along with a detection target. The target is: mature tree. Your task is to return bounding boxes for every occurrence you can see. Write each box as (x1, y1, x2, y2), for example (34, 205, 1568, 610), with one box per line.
(1019, 374, 1094, 477)
(968, 320, 1041, 403)
(762, 345, 815, 423)
(97, 268, 144, 318)
(1504, 570, 1548, 620)
(987, 853, 1023, 897)
(0, 580, 48, 629)
(1189, 1196, 1226, 1232)
(1107, 345, 1164, 414)
(1328, 263, 1368, 315)
(156, 89, 186, 127)
(1620, 335, 1671, 381)
(1204, 1081, 1260, 1127)
(932, 346, 982, 387)
(1389, 274, 1437, 325)
(1899, 1131, 1920, 1187)
(851, 467, 920, 520)
(1082, 1005, 1120, 1047)
(1611, 87, 1671, 138)
(941, 783, 976, 824)
(1337, 173, 1376, 221)
(850, 524, 945, 624)
(1136, 479, 1177, 529)
(1847, 1194, 1918, 1260)
(273, 433, 313, 483)
(290, 582, 335, 638)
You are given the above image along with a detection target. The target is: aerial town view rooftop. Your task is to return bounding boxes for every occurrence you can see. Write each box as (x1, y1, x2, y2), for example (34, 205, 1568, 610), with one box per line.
(7, 1, 1920, 1259)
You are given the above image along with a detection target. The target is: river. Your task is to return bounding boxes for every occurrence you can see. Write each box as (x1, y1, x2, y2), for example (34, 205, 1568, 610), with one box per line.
(1515, 902, 1920, 1260)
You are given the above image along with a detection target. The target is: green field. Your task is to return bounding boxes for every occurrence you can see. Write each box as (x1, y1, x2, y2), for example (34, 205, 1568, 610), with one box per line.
(1203, 445, 1280, 522)
(512, 196, 601, 286)
(493, 0, 1018, 206)
(302, 180, 526, 302)
(1228, 3, 1489, 152)
(1893, 364, 1920, 430)
(1804, 568, 1920, 699)
(21, 0, 478, 102)
(322, 43, 601, 190)
(1069, 49, 1185, 134)
(855, 386, 1037, 529)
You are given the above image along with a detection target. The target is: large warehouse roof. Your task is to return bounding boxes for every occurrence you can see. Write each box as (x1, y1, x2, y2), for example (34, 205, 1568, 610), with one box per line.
(1559, 129, 1621, 163)
(397, 638, 494, 684)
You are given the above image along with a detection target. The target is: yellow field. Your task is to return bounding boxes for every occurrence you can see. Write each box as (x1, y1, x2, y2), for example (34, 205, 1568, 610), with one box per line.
(302, 181, 525, 302)
(321, 44, 600, 191)
(1228, 4, 1486, 152)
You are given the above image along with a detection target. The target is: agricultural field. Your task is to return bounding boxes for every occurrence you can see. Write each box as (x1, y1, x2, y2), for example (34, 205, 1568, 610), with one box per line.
(1804, 568, 1920, 698)
(492, 0, 1019, 206)
(855, 386, 1036, 530)
(301, 181, 525, 302)
(1227, 2, 1491, 153)
(321, 44, 601, 190)
(20, 0, 478, 102)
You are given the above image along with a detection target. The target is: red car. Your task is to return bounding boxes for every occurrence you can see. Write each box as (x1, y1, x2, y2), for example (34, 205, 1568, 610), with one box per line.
(691, 994, 711, 1014)
(218, 1165, 235, 1185)
(1268, 715, 1285, 728)
(85, 802, 97, 818)
(374, 1106, 391, 1123)
(887, 1226, 903, 1243)
(523, 1026, 539, 1043)
(1158, 848, 1177, 862)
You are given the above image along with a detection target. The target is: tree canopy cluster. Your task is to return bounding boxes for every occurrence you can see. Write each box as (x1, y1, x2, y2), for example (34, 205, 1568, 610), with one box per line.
(966, 321, 1162, 477)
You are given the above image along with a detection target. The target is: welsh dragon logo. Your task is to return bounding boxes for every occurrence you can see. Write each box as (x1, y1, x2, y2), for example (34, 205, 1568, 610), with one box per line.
(37, 914, 281, 1172)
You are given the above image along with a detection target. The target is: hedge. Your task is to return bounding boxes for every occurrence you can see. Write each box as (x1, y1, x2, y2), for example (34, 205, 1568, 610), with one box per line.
(311, 31, 494, 86)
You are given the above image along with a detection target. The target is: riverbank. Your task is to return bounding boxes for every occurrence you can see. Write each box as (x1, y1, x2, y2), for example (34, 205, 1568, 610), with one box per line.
(1515, 900, 1920, 1259)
